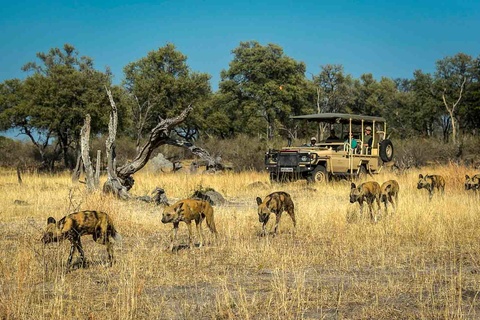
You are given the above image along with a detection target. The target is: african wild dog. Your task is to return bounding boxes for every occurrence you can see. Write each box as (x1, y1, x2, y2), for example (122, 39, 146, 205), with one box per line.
(256, 191, 296, 236)
(350, 181, 381, 222)
(161, 199, 217, 251)
(380, 180, 400, 214)
(417, 174, 445, 200)
(42, 210, 121, 269)
(465, 174, 480, 194)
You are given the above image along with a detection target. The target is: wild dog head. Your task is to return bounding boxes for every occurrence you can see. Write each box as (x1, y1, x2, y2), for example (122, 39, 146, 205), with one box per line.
(465, 174, 480, 191)
(349, 183, 362, 203)
(417, 174, 430, 190)
(256, 197, 272, 223)
(41, 217, 65, 244)
(161, 202, 185, 224)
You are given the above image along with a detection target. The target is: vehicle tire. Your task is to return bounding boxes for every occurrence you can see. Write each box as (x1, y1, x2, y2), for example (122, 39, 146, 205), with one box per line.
(307, 165, 328, 183)
(379, 139, 394, 162)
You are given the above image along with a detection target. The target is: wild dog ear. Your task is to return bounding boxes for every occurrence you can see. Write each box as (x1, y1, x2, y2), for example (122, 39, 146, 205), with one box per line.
(47, 217, 56, 224)
(175, 202, 185, 213)
(350, 182, 356, 189)
(256, 197, 263, 206)
(418, 174, 423, 179)
(465, 175, 470, 179)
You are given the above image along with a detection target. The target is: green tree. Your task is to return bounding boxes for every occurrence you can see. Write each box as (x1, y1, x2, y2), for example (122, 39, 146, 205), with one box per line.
(435, 53, 476, 143)
(313, 64, 355, 114)
(0, 44, 112, 169)
(122, 44, 211, 149)
(462, 56, 480, 134)
(216, 41, 313, 139)
(311, 65, 355, 139)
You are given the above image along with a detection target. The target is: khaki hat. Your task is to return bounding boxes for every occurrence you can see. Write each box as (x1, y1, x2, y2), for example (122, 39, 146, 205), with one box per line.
(365, 126, 372, 131)
(310, 137, 317, 141)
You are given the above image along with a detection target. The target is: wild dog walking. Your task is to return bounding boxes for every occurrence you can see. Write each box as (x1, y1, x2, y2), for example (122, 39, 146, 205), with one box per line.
(255, 191, 296, 236)
(465, 174, 480, 194)
(380, 180, 400, 214)
(417, 174, 445, 200)
(350, 181, 381, 222)
(42, 210, 121, 269)
(161, 199, 217, 251)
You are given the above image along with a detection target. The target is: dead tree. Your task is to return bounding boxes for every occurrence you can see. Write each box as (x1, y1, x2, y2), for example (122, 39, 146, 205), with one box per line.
(80, 114, 96, 191)
(102, 87, 219, 198)
(442, 76, 466, 145)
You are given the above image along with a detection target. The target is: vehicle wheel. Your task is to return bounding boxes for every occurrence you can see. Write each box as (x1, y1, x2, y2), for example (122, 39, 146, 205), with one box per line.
(308, 165, 328, 183)
(379, 139, 394, 162)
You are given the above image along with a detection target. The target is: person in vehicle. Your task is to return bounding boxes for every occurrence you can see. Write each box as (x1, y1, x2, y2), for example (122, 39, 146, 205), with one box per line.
(345, 132, 358, 149)
(364, 126, 373, 147)
(308, 137, 317, 147)
(325, 129, 340, 142)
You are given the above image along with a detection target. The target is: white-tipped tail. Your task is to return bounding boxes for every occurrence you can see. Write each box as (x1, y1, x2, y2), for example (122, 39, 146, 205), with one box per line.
(113, 233, 123, 243)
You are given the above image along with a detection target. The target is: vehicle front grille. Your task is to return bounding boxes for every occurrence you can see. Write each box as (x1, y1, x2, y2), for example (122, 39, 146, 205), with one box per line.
(278, 153, 299, 166)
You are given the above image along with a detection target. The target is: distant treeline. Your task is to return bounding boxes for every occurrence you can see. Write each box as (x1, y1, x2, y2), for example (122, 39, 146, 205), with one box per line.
(0, 42, 479, 171)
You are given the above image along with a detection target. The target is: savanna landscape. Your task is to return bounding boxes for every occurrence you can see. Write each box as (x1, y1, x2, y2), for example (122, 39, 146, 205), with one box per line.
(1, 164, 480, 320)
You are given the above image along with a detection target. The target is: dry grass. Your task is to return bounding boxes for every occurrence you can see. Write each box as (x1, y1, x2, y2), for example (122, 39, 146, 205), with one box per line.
(1, 164, 480, 319)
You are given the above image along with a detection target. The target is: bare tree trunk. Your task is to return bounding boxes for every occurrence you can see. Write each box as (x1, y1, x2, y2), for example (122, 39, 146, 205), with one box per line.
(442, 77, 466, 145)
(17, 166, 22, 185)
(71, 153, 82, 183)
(80, 114, 96, 191)
(95, 150, 101, 188)
(103, 87, 131, 199)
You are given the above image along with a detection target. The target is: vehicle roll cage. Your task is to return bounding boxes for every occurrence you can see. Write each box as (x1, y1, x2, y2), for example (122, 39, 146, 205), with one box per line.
(291, 113, 387, 152)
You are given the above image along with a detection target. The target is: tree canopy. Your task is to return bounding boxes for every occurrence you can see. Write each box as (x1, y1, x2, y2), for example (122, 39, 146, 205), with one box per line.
(1, 41, 479, 171)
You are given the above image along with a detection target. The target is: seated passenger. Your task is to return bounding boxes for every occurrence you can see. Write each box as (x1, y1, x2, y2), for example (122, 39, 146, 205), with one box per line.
(325, 129, 340, 142)
(304, 136, 317, 147)
(344, 132, 358, 150)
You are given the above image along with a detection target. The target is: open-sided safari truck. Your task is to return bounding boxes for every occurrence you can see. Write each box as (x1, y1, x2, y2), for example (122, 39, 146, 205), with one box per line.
(265, 113, 394, 183)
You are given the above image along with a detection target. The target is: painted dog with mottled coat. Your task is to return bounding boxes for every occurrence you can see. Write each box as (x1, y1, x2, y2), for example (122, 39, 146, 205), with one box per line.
(256, 191, 296, 236)
(380, 180, 400, 214)
(42, 210, 121, 269)
(161, 199, 217, 251)
(350, 181, 382, 222)
(465, 174, 480, 194)
(417, 174, 445, 200)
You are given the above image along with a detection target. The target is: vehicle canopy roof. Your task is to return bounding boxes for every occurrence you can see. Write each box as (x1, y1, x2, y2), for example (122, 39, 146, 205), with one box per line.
(291, 113, 386, 125)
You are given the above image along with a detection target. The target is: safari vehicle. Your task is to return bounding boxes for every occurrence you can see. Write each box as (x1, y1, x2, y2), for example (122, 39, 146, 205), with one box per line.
(265, 113, 394, 183)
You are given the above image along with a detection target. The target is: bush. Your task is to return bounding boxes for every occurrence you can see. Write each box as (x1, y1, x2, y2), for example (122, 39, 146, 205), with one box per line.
(393, 136, 480, 169)
(0, 136, 37, 168)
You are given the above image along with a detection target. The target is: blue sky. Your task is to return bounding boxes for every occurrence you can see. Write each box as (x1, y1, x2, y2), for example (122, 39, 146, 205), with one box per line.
(1, 0, 479, 90)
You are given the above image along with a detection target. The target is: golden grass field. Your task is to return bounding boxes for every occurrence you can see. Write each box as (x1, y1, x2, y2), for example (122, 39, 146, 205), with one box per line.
(1, 164, 480, 319)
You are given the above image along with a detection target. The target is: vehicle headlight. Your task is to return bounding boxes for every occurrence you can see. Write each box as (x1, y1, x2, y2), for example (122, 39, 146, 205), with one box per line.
(300, 155, 309, 162)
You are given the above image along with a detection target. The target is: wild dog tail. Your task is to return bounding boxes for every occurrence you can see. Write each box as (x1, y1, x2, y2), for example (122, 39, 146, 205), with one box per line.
(107, 217, 123, 243)
(112, 230, 123, 243)
(205, 206, 218, 235)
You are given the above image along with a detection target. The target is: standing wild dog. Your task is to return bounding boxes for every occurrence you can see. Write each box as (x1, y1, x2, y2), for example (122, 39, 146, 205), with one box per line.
(255, 191, 296, 236)
(161, 199, 217, 251)
(42, 210, 121, 269)
(380, 180, 400, 214)
(465, 174, 480, 194)
(417, 174, 445, 200)
(350, 181, 381, 222)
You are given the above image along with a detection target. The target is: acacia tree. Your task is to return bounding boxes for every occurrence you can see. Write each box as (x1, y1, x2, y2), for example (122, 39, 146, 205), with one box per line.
(216, 41, 313, 139)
